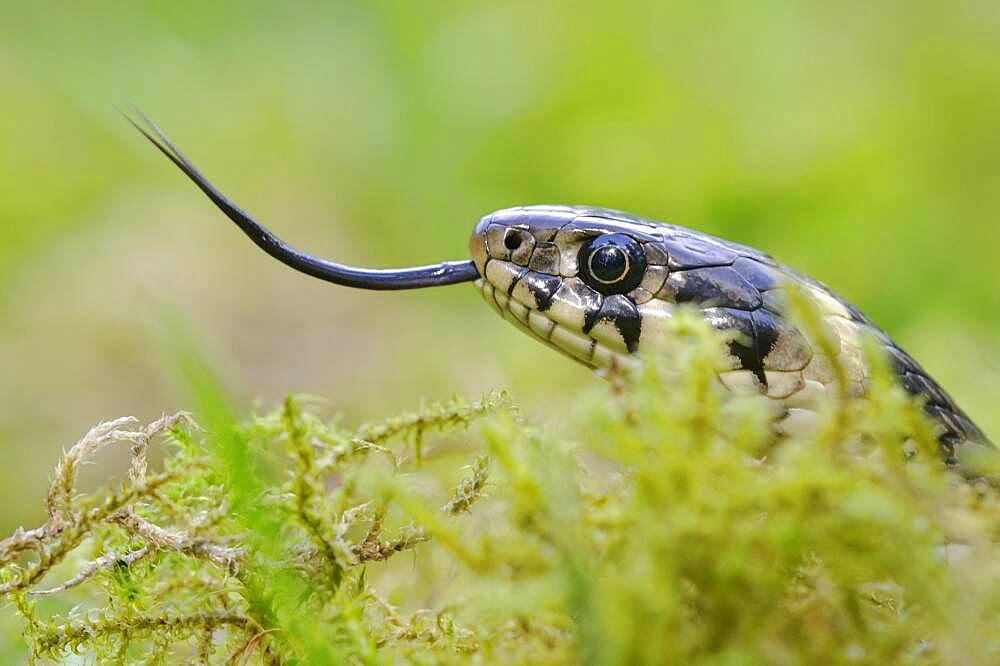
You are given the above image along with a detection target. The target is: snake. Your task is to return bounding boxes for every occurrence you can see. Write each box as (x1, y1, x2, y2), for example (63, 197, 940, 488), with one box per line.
(125, 111, 992, 468)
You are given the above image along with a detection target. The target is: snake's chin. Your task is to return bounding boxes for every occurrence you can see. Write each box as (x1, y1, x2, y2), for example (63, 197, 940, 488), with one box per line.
(476, 279, 638, 375)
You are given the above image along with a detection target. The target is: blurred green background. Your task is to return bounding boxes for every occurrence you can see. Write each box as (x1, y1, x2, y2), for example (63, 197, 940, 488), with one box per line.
(0, 1, 997, 538)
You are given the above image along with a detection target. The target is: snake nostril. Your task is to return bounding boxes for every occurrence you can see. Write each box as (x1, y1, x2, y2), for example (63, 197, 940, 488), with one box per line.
(503, 230, 523, 251)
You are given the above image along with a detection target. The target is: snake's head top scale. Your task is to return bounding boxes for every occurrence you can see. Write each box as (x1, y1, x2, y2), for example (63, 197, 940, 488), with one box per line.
(127, 112, 992, 465)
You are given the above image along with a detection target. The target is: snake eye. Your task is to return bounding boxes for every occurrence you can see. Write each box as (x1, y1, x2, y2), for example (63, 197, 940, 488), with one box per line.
(578, 233, 646, 295)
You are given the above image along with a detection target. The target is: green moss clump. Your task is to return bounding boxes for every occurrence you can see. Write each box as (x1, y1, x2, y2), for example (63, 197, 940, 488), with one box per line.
(2, 312, 999, 664)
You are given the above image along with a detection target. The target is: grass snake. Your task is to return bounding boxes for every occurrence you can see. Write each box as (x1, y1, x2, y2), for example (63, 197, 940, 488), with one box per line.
(125, 111, 993, 469)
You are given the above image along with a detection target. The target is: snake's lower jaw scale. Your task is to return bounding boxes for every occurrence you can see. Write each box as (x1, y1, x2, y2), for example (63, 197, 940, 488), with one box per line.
(477, 278, 634, 372)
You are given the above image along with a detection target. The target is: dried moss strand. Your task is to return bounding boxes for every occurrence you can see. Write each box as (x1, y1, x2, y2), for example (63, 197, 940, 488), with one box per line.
(30, 546, 151, 597)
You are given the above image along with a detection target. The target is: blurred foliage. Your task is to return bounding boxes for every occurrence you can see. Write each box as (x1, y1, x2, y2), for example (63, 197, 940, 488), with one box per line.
(0, 1, 998, 658)
(2, 313, 1000, 664)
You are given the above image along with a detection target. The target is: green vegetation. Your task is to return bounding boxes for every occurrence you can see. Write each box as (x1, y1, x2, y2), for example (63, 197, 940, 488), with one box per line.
(3, 312, 998, 664)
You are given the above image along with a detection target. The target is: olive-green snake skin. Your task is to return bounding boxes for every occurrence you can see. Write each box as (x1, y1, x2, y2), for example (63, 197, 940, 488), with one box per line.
(125, 112, 993, 469)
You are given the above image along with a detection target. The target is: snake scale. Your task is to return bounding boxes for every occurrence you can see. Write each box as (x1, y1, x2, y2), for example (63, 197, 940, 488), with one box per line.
(125, 112, 992, 468)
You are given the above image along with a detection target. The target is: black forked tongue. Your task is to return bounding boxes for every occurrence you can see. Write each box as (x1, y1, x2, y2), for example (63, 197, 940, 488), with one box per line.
(122, 109, 480, 290)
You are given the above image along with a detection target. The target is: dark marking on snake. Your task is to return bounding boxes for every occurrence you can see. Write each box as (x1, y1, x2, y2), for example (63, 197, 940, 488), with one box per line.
(507, 266, 529, 296)
(700, 307, 766, 385)
(886, 344, 988, 446)
(520, 271, 563, 312)
(583, 294, 642, 353)
(749, 309, 782, 372)
(666, 265, 762, 311)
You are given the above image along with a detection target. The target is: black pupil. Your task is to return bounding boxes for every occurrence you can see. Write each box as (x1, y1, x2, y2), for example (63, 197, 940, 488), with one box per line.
(590, 246, 627, 282)
(504, 232, 522, 251)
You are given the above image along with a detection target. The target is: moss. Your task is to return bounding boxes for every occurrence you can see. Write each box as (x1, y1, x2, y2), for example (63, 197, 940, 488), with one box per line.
(2, 311, 999, 664)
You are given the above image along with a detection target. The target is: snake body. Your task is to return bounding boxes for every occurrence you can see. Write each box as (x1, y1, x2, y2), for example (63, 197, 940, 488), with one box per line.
(125, 115, 991, 467)
(470, 205, 990, 462)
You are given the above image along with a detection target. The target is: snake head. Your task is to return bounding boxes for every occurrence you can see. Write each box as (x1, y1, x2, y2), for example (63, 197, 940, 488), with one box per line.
(469, 205, 815, 386)
(469, 206, 685, 371)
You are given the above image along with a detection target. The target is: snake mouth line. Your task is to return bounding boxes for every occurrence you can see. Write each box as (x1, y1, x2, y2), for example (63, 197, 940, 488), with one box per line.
(476, 279, 637, 374)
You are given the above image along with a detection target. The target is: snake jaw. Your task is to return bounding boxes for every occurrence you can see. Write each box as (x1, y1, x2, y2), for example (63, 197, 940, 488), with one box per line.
(475, 278, 637, 373)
